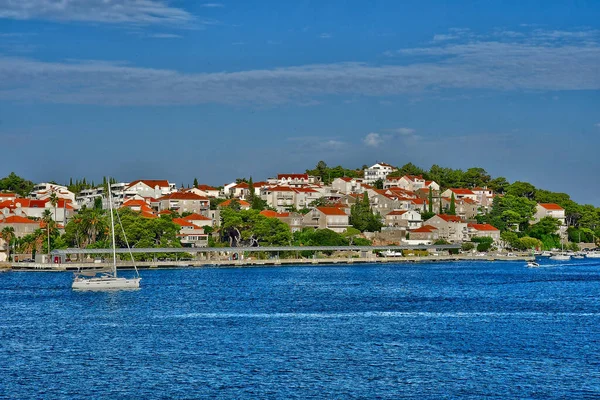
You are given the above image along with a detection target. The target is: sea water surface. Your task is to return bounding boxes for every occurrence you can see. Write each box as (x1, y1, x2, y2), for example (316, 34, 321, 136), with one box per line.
(1, 260, 600, 399)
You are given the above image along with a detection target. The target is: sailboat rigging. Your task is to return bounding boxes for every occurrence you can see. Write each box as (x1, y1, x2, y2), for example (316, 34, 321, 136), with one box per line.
(72, 182, 141, 290)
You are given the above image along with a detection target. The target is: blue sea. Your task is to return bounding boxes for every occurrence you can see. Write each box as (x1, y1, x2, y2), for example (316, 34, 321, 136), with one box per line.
(1, 259, 600, 399)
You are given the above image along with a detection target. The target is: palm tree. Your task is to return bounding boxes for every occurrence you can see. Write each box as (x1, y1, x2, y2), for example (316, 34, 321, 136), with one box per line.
(1, 226, 15, 261)
(42, 209, 53, 258)
(49, 192, 59, 224)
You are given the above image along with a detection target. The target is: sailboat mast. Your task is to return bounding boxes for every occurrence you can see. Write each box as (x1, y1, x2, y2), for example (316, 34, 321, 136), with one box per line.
(108, 182, 117, 276)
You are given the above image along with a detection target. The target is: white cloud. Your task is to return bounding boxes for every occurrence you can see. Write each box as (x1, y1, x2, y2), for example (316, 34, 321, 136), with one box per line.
(201, 3, 224, 7)
(0, 0, 195, 26)
(595, 123, 600, 128)
(319, 33, 332, 39)
(363, 133, 384, 147)
(0, 28, 598, 106)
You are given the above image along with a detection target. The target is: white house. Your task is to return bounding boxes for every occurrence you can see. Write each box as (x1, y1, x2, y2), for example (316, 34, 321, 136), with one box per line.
(302, 207, 350, 233)
(124, 180, 175, 201)
(363, 162, 397, 185)
(332, 177, 363, 194)
(384, 210, 422, 229)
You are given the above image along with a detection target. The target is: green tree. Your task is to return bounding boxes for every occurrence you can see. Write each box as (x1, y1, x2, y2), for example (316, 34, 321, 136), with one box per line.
(506, 181, 537, 200)
(448, 193, 456, 215)
(527, 216, 561, 239)
(193, 178, 198, 187)
(1, 227, 15, 261)
(428, 187, 433, 213)
(373, 179, 384, 189)
(0, 172, 35, 197)
(489, 176, 510, 194)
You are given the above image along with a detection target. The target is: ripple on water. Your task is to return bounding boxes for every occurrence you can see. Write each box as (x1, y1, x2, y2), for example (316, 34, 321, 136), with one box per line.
(1, 261, 600, 398)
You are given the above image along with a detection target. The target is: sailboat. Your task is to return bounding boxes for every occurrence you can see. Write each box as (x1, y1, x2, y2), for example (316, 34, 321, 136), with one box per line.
(72, 183, 141, 290)
(549, 241, 570, 261)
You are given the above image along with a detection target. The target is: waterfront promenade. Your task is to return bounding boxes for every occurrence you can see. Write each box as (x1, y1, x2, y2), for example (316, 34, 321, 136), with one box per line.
(9, 253, 533, 271)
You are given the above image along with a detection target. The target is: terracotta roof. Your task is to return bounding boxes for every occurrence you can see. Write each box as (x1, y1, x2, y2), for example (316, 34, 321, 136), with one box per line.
(411, 225, 437, 233)
(183, 213, 211, 221)
(338, 177, 354, 182)
(374, 162, 395, 168)
(0, 215, 38, 224)
(462, 198, 477, 204)
(127, 179, 170, 189)
(234, 182, 250, 189)
(316, 207, 348, 216)
(260, 210, 278, 218)
(539, 203, 564, 211)
(436, 214, 463, 223)
(468, 223, 499, 231)
(404, 174, 424, 181)
(387, 210, 408, 216)
(158, 210, 172, 215)
(196, 184, 218, 191)
(219, 199, 251, 207)
(163, 192, 209, 201)
(411, 199, 427, 205)
(172, 218, 197, 227)
(293, 187, 318, 193)
(140, 211, 158, 219)
(0, 193, 16, 197)
(448, 188, 475, 195)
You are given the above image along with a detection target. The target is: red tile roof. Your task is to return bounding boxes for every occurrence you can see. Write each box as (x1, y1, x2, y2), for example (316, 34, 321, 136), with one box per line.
(127, 179, 170, 189)
(234, 182, 250, 189)
(172, 218, 197, 227)
(159, 210, 172, 215)
(539, 203, 564, 211)
(387, 210, 408, 216)
(260, 210, 278, 218)
(449, 188, 475, 195)
(219, 199, 251, 207)
(196, 184, 217, 191)
(468, 223, 499, 231)
(411, 225, 437, 233)
(0, 193, 16, 197)
(163, 192, 209, 201)
(183, 213, 211, 221)
(436, 214, 463, 223)
(140, 211, 158, 219)
(316, 207, 348, 216)
(0, 215, 38, 224)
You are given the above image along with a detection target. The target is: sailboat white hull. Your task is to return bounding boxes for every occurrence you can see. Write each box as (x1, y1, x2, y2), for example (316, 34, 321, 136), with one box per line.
(72, 277, 141, 291)
(586, 252, 600, 259)
(550, 255, 570, 261)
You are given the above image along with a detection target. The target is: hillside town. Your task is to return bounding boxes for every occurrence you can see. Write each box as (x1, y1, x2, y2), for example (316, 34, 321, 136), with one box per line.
(0, 162, 591, 262)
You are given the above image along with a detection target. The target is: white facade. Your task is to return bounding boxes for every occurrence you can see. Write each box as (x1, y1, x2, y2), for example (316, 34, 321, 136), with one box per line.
(363, 163, 397, 185)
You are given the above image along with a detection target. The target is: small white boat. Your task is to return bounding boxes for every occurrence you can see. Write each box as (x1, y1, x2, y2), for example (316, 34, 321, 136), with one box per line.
(382, 250, 403, 257)
(540, 251, 552, 257)
(586, 252, 600, 259)
(550, 253, 570, 261)
(526, 261, 540, 268)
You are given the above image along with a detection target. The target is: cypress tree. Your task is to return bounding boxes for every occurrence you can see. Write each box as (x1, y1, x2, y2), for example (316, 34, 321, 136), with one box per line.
(428, 187, 433, 213)
(193, 178, 198, 187)
(449, 193, 456, 215)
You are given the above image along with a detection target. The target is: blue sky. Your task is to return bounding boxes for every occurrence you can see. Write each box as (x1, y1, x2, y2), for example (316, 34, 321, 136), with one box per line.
(0, 0, 599, 204)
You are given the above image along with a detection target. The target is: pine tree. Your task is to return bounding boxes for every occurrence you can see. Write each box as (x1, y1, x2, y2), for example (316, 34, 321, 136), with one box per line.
(449, 193, 456, 215)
